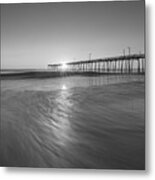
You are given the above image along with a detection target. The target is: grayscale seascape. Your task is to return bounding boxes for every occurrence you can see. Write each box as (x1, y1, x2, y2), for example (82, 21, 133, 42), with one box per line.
(1, 73, 145, 169)
(0, 1, 145, 169)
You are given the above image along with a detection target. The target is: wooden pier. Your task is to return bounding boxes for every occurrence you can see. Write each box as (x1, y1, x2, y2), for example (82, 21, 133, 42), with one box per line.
(48, 54, 145, 74)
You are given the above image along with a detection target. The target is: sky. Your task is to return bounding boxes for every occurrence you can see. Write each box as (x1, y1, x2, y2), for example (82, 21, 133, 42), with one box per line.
(1, 1, 145, 69)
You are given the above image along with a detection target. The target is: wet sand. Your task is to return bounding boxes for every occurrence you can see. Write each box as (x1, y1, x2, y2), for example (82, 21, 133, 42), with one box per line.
(0, 80, 145, 169)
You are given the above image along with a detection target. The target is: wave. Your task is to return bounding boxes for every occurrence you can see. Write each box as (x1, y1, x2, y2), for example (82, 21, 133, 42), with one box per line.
(0, 70, 64, 79)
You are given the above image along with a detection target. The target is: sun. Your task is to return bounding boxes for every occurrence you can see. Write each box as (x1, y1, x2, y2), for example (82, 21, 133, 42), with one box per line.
(61, 62, 68, 71)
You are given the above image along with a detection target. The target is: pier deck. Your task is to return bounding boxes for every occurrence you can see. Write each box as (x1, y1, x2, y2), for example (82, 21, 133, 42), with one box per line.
(48, 54, 145, 74)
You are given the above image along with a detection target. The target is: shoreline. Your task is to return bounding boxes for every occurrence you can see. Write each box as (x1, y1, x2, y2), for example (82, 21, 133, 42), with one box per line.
(0, 71, 145, 80)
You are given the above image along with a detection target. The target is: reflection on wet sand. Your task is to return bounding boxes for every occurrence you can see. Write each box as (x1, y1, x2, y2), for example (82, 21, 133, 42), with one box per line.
(51, 85, 73, 147)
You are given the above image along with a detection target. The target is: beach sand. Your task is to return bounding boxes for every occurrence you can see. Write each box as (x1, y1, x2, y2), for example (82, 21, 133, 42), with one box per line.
(0, 80, 145, 169)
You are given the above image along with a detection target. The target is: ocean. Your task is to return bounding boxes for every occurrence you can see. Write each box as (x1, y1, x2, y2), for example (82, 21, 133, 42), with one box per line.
(0, 73, 145, 169)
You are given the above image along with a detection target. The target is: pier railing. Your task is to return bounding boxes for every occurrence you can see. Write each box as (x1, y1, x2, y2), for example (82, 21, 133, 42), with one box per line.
(48, 54, 145, 74)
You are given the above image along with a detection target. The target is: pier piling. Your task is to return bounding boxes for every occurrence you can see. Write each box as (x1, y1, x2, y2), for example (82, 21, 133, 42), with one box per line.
(48, 54, 145, 75)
